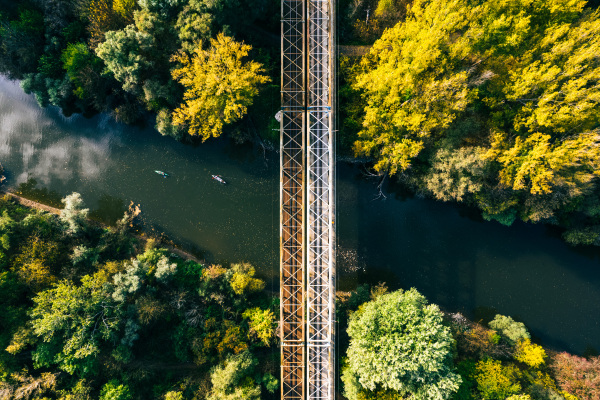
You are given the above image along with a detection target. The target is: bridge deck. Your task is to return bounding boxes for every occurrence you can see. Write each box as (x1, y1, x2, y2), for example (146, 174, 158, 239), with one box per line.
(281, 0, 335, 398)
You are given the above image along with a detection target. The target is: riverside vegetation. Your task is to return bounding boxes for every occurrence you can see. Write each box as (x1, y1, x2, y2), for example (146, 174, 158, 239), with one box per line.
(0, 193, 279, 399)
(337, 284, 600, 400)
(0, 189, 597, 399)
(340, 0, 600, 246)
(3, 0, 600, 247)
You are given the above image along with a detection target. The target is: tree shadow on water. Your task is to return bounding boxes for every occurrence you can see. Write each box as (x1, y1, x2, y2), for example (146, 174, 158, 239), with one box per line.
(89, 193, 127, 225)
(14, 178, 64, 208)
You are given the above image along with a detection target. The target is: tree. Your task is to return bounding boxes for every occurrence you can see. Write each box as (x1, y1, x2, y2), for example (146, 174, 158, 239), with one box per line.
(206, 350, 261, 400)
(99, 380, 132, 400)
(12, 236, 60, 289)
(489, 314, 530, 345)
(228, 263, 265, 295)
(352, 0, 474, 174)
(550, 353, 600, 400)
(85, 0, 126, 48)
(425, 147, 488, 202)
(514, 339, 546, 368)
(343, 288, 461, 400)
(95, 24, 154, 94)
(171, 33, 270, 140)
(60, 192, 89, 235)
(242, 307, 275, 346)
(474, 360, 521, 400)
(29, 272, 125, 375)
(175, 0, 214, 53)
(61, 43, 106, 103)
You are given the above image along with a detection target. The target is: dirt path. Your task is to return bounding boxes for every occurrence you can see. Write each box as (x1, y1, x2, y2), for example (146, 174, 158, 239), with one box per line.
(1, 189, 203, 264)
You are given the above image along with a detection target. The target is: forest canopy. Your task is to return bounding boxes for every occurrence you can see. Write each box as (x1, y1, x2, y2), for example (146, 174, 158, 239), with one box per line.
(349, 0, 600, 243)
(0, 0, 277, 140)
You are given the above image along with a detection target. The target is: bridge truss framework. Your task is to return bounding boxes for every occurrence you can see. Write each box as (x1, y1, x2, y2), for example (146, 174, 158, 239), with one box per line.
(280, 0, 335, 398)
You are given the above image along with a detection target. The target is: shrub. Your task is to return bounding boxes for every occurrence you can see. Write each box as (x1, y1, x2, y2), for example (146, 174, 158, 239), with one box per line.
(475, 359, 521, 400)
(489, 315, 530, 345)
(514, 339, 546, 368)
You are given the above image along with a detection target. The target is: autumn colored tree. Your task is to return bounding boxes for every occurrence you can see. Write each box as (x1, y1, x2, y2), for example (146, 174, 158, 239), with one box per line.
(352, 0, 600, 237)
(474, 359, 522, 400)
(514, 339, 546, 368)
(171, 33, 270, 140)
(85, 0, 126, 48)
(551, 352, 600, 400)
(242, 307, 275, 346)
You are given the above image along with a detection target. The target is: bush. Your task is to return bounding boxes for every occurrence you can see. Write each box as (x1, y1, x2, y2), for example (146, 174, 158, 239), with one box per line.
(100, 380, 131, 400)
(474, 359, 521, 400)
(489, 315, 530, 345)
(514, 339, 546, 368)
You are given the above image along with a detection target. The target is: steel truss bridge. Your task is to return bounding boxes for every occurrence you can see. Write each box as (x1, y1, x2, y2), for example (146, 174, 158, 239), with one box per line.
(280, 0, 335, 397)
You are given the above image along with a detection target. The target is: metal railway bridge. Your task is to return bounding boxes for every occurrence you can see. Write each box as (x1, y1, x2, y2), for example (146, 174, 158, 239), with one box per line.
(280, 0, 335, 397)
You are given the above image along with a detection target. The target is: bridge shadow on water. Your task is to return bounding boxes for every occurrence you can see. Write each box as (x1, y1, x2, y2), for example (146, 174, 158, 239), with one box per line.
(337, 162, 600, 355)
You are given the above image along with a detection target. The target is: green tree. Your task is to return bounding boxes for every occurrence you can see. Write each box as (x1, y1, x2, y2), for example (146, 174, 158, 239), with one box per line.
(343, 288, 461, 400)
(99, 380, 132, 400)
(61, 43, 107, 104)
(489, 314, 530, 345)
(171, 33, 270, 140)
(60, 192, 89, 235)
(29, 272, 125, 375)
(206, 350, 261, 400)
(175, 0, 214, 53)
(242, 307, 275, 346)
(95, 24, 154, 94)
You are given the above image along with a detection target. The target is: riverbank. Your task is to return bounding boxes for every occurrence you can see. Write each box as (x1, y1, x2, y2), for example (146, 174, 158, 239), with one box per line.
(0, 189, 202, 264)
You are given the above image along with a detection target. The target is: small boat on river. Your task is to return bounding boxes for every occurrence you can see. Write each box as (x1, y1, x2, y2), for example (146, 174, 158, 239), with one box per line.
(212, 175, 226, 184)
(155, 170, 168, 178)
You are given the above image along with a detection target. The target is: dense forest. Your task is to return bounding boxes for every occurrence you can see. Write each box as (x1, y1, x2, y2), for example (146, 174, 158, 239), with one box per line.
(0, 193, 280, 399)
(339, 0, 600, 245)
(0, 0, 279, 142)
(0, 191, 597, 400)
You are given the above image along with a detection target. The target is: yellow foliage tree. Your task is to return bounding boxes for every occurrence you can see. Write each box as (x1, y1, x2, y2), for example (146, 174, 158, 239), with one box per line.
(113, 0, 136, 23)
(353, 0, 475, 174)
(86, 0, 124, 48)
(171, 33, 270, 141)
(489, 130, 600, 195)
(228, 262, 265, 295)
(514, 338, 546, 368)
(12, 237, 59, 289)
(475, 359, 522, 400)
(242, 307, 275, 346)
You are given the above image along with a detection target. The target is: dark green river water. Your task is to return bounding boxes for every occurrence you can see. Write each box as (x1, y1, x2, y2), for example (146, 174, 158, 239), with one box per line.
(1, 76, 599, 354)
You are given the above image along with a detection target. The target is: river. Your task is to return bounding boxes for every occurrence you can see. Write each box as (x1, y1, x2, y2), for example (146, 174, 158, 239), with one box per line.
(1, 76, 599, 355)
